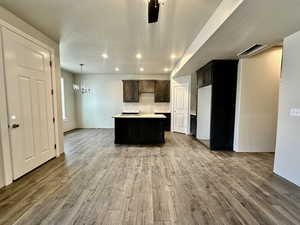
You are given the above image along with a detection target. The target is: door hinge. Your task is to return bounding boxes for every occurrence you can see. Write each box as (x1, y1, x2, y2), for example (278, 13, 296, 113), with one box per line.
(53, 117, 55, 123)
(51, 89, 54, 95)
(54, 144, 57, 149)
(49, 60, 53, 67)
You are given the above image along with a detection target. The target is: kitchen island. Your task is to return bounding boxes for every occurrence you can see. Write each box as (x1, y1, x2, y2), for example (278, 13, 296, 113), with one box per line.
(113, 114, 166, 145)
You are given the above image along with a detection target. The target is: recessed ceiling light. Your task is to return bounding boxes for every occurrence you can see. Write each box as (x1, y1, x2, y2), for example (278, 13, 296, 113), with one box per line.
(164, 68, 170, 72)
(115, 67, 120, 72)
(136, 53, 142, 59)
(140, 67, 144, 72)
(102, 53, 108, 59)
(171, 54, 176, 59)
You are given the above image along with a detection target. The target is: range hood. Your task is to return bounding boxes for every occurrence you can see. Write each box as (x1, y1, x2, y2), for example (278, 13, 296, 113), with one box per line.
(139, 80, 155, 93)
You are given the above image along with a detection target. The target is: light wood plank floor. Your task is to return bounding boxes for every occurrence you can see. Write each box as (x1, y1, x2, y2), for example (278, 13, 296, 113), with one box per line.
(0, 129, 300, 225)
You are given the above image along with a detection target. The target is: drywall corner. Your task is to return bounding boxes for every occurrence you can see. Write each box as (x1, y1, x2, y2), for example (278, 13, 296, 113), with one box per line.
(234, 47, 282, 152)
(274, 30, 300, 187)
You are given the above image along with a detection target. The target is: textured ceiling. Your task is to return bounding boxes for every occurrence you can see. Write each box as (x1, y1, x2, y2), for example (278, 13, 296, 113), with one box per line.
(0, 0, 222, 74)
(174, 0, 300, 77)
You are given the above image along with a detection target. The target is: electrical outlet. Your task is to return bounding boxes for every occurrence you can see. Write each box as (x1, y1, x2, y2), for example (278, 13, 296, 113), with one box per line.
(290, 108, 300, 117)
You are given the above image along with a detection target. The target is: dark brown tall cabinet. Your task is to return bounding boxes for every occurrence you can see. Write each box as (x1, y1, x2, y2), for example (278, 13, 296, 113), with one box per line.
(190, 115, 197, 137)
(155, 80, 170, 102)
(197, 60, 238, 151)
(123, 80, 139, 102)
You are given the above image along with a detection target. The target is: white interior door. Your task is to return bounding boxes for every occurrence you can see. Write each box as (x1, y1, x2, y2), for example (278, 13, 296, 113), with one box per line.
(2, 28, 55, 180)
(173, 84, 189, 134)
(197, 85, 212, 140)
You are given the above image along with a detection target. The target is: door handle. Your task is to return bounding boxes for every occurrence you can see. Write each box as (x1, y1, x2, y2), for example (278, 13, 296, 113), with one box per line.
(11, 124, 20, 129)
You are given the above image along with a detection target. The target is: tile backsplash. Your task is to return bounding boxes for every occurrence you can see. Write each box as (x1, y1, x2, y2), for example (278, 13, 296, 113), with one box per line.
(123, 93, 170, 113)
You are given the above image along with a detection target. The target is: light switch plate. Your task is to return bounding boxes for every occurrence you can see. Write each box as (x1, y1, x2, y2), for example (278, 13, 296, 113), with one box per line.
(290, 108, 300, 117)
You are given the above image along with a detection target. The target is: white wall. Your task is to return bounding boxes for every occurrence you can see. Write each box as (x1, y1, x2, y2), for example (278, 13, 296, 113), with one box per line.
(0, 140, 4, 188)
(0, 6, 63, 186)
(61, 70, 77, 132)
(274, 31, 300, 187)
(234, 47, 282, 152)
(75, 74, 170, 128)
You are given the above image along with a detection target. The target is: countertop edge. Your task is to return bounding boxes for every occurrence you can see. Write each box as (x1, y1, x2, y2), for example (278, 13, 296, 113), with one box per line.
(113, 114, 167, 119)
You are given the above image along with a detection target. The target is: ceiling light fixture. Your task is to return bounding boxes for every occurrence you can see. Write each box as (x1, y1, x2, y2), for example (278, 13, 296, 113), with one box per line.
(136, 53, 142, 59)
(115, 67, 120, 72)
(171, 54, 176, 59)
(102, 53, 108, 59)
(164, 68, 170, 72)
(140, 67, 144, 72)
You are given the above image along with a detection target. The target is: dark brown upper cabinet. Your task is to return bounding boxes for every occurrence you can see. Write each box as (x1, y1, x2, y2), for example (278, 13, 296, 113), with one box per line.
(123, 80, 139, 102)
(155, 80, 170, 103)
(139, 80, 155, 93)
(197, 63, 212, 88)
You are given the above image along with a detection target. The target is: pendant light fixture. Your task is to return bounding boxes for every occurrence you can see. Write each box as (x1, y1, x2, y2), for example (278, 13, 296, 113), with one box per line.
(73, 64, 92, 95)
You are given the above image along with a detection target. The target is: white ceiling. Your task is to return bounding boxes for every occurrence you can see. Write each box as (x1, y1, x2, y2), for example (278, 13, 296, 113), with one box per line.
(0, 0, 222, 74)
(174, 0, 300, 77)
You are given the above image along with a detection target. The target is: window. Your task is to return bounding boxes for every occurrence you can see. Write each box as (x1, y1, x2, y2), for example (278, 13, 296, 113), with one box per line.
(61, 77, 66, 120)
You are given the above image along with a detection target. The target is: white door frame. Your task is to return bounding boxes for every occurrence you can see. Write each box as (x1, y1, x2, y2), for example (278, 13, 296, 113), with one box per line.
(0, 20, 61, 186)
(171, 77, 191, 135)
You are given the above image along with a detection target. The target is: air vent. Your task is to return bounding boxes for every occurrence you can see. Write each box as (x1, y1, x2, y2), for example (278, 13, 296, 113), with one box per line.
(238, 44, 269, 58)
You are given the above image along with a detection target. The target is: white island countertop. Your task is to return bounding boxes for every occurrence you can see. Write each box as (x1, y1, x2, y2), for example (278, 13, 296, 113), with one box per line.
(113, 114, 166, 119)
